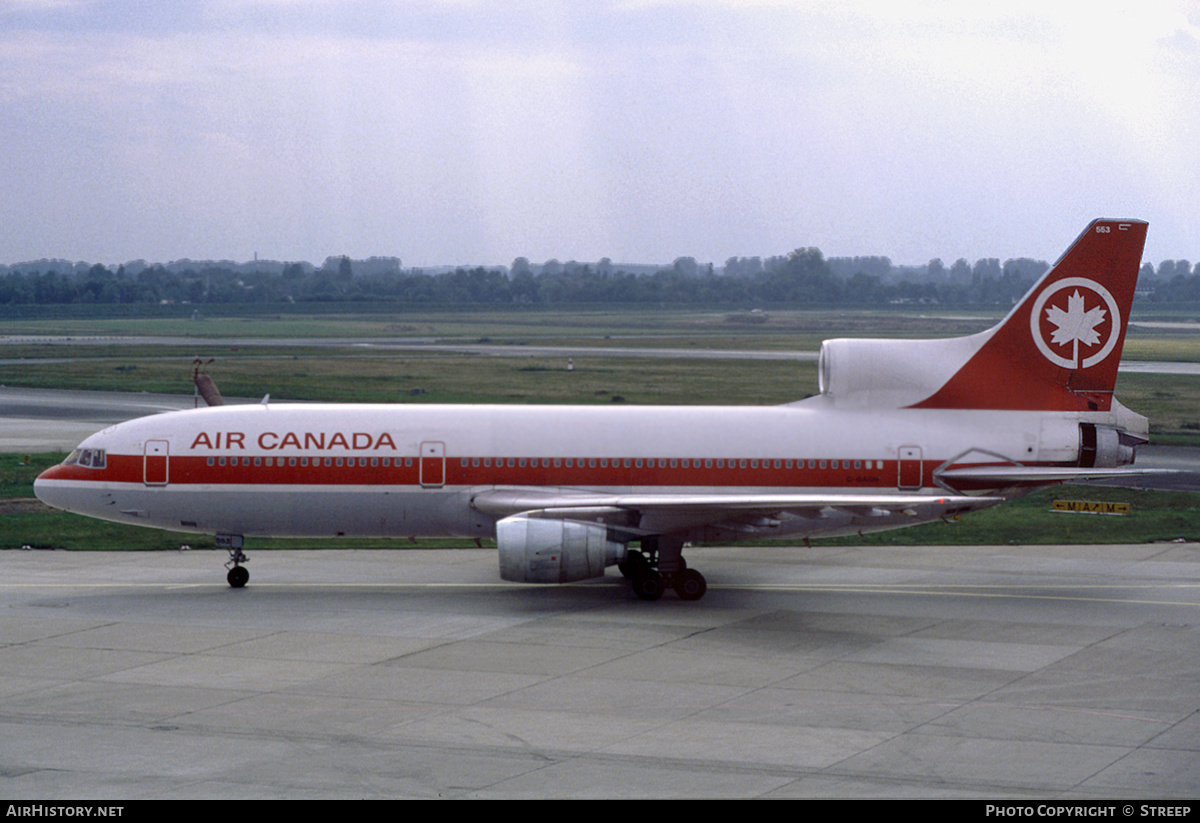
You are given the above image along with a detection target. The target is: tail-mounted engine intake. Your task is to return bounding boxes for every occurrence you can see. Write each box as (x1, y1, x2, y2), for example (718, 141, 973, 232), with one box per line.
(497, 515, 627, 583)
(816, 336, 978, 409)
(1078, 423, 1134, 468)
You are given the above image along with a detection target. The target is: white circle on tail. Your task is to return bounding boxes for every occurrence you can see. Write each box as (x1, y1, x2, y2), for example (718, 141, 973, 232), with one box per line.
(1029, 277, 1121, 369)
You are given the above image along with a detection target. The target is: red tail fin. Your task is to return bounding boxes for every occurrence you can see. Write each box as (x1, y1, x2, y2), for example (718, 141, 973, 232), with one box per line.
(911, 219, 1147, 412)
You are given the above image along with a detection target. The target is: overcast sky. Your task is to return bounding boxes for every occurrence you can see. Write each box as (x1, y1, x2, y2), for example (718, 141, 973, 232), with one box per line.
(1, 0, 1196, 268)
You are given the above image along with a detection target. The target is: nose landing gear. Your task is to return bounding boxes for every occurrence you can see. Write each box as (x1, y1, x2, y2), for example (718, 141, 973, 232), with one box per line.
(218, 534, 249, 588)
(227, 564, 249, 588)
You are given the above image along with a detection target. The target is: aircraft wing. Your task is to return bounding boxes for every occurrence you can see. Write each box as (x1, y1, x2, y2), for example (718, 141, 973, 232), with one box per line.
(471, 489, 1003, 538)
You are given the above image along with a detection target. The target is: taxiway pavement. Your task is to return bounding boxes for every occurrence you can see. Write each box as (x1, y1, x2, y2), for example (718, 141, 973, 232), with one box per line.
(1, 542, 1198, 798)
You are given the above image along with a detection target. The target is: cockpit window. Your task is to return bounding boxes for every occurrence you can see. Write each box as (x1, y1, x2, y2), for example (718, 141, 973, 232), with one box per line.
(64, 448, 106, 469)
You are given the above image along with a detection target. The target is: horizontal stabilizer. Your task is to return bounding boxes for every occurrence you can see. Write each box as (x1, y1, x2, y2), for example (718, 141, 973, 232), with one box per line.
(936, 466, 1175, 486)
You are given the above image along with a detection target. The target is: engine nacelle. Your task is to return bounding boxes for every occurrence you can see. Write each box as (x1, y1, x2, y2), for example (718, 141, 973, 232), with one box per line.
(497, 515, 627, 584)
(1079, 423, 1133, 467)
(818, 335, 981, 409)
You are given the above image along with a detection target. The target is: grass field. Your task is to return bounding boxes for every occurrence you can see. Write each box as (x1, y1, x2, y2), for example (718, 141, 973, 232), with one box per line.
(0, 304, 1002, 341)
(3, 304, 1198, 550)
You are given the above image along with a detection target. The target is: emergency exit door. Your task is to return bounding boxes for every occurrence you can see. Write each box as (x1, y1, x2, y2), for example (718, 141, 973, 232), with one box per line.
(144, 440, 169, 486)
(897, 446, 922, 490)
(419, 441, 445, 488)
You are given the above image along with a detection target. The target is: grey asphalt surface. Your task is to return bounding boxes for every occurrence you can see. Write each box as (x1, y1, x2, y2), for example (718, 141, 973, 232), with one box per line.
(1, 543, 1197, 799)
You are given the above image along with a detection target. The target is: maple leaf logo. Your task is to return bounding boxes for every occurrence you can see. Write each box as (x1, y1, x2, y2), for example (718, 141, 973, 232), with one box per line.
(1029, 277, 1120, 370)
(1044, 289, 1107, 368)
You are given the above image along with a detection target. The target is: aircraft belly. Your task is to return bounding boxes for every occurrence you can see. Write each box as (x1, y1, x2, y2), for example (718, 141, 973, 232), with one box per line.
(181, 486, 488, 538)
(40, 474, 976, 543)
(38, 481, 489, 539)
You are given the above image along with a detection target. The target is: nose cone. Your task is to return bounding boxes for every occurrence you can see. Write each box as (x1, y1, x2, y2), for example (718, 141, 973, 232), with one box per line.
(34, 464, 73, 511)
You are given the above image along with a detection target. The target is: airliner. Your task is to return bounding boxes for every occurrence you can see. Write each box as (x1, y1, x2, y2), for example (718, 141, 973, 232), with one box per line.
(34, 219, 1154, 601)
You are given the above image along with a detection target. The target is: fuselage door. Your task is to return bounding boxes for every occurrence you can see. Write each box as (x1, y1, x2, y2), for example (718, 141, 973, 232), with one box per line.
(897, 445, 922, 490)
(419, 441, 445, 488)
(144, 440, 169, 486)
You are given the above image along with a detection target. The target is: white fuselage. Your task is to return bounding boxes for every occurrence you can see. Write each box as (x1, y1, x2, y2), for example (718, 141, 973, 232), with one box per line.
(33, 398, 1091, 541)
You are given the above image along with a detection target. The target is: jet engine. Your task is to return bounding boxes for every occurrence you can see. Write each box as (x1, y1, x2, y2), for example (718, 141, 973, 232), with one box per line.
(817, 336, 976, 409)
(497, 515, 627, 583)
(1079, 423, 1134, 468)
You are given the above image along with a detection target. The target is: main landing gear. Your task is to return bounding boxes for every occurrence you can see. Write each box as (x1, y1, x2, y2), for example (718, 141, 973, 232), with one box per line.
(619, 536, 707, 602)
(218, 534, 249, 588)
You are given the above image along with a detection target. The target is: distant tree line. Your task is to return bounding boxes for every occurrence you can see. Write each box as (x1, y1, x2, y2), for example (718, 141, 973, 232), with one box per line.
(1, 251, 1195, 308)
